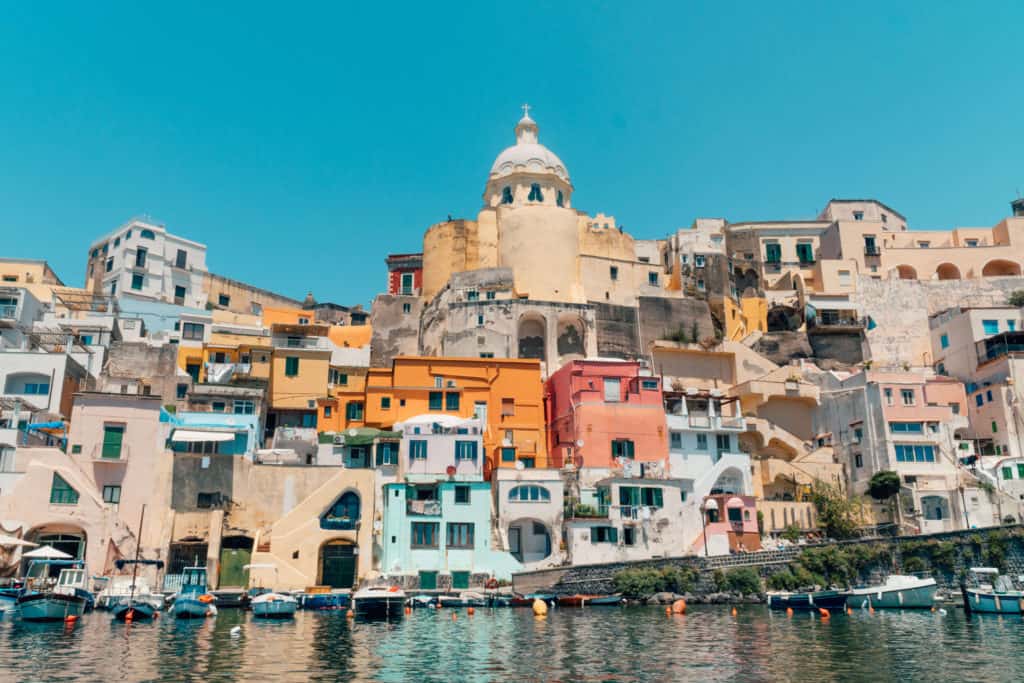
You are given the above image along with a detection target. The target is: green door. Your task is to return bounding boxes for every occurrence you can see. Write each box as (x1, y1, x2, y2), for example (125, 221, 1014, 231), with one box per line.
(218, 545, 251, 588)
(101, 425, 124, 459)
(452, 571, 470, 590)
(419, 571, 438, 590)
(320, 543, 356, 588)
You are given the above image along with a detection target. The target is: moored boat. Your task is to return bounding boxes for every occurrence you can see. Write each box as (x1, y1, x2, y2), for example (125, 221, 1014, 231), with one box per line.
(961, 567, 1024, 615)
(557, 594, 623, 607)
(251, 592, 299, 619)
(352, 585, 406, 618)
(17, 561, 93, 621)
(438, 591, 488, 608)
(169, 566, 217, 619)
(847, 574, 936, 609)
(302, 591, 351, 610)
(767, 589, 849, 611)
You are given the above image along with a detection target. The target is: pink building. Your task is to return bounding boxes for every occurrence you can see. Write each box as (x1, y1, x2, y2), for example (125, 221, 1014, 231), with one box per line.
(546, 360, 667, 469)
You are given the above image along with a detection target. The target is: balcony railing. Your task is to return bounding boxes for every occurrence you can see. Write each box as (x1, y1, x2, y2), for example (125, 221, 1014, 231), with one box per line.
(319, 517, 359, 531)
(809, 316, 866, 330)
(0, 304, 17, 319)
(274, 337, 330, 350)
(864, 245, 881, 256)
(407, 500, 442, 516)
(689, 415, 712, 429)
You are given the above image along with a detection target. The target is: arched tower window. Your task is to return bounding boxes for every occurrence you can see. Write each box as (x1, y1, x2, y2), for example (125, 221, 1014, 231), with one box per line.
(556, 190, 564, 207)
(501, 186, 513, 205)
(528, 184, 543, 203)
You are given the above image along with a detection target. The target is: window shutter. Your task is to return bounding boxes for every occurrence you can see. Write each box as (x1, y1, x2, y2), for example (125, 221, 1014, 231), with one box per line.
(609, 527, 618, 543)
(101, 425, 124, 459)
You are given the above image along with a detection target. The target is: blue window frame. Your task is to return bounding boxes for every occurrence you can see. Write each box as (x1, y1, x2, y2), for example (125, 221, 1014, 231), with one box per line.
(895, 444, 935, 462)
(976, 394, 984, 407)
(376, 442, 397, 466)
(528, 183, 543, 202)
(986, 390, 993, 402)
(454, 440, 478, 461)
(982, 320, 999, 335)
(428, 392, 443, 410)
(940, 333, 949, 349)
(889, 422, 923, 434)
(410, 440, 428, 460)
(501, 447, 516, 462)
(509, 485, 551, 502)
(445, 392, 460, 411)
(346, 402, 364, 421)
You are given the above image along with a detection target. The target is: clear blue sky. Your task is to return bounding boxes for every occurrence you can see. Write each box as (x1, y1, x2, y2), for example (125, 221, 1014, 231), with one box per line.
(2, 2, 1022, 306)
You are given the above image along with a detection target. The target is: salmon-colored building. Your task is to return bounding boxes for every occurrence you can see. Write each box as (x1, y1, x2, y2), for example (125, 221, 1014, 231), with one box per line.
(546, 360, 667, 469)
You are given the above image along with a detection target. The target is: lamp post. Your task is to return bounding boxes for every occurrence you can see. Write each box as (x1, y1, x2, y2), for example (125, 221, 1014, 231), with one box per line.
(700, 501, 709, 557)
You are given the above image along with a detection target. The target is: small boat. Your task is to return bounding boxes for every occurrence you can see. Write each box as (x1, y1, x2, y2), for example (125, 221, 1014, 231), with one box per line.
(509, 593, 555, 607)
(961, 567, 1024, 615)
(17, 563, 91, 622)
(405, 594, 438, 609)
(438, 591, 488, 608)
(486, 593, 513, 607)
(250, 592, 299, 619)
(169, 566, 217, 619)
(352, 585, 406, 618)
(767, 589, 849, 611)
(557, 594, 623, 607)
(301, 591, 350, 611)
(847, 574, 936, 609)
(104, 577, 163, 621)
(212, 588, 251, 609)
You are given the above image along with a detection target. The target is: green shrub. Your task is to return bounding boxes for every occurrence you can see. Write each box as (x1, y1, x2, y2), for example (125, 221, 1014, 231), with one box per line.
(902, 556, 927, 573)
(1008, 290, 1024, 307)
(721, 567, 762, 594)
(780, 524, 801, 542)
(612, 565, 698, 597)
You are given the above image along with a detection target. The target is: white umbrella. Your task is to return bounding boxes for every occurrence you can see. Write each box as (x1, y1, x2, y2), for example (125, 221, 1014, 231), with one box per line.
(22, 545, 72, 559)
(0, 534, 37, 548)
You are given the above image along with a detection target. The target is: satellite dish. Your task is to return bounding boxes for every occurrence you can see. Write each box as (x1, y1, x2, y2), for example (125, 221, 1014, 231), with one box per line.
(575, 439, 584, 448)
(515, 460, 525, 471)
(446, 465, 457, 476)
(348, 428, 359, 437)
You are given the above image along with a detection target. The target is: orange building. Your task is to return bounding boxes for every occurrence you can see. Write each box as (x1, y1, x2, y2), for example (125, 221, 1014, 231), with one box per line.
(328, 356, 548, 473)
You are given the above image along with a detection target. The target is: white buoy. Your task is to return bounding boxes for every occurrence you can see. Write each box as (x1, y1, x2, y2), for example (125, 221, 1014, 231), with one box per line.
(230, 626, 242, 637)
(938, 608, 947, 616)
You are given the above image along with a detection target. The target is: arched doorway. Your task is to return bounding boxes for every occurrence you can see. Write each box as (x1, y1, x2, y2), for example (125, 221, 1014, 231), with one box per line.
(319, 540, 356, 588)
(921, 495, 950, 521)
(895, 264, 917, 280)
(982, 259, 1022, 277)
(517, 315, 546, 362)
(219, 535, 253, 588)
(507, 518, 552, 564)
(320, 491, 361, 530)
(709, 467, 745, 495)
(30, 530, 86, 560)
(556, 316, 585, 364)
(936, 263, 961, 280)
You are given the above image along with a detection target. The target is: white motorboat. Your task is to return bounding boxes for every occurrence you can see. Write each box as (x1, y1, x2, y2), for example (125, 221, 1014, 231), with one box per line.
(847, 574, 937, 609)
(352, 585, 406, 618)
(251, 592, 299, 619)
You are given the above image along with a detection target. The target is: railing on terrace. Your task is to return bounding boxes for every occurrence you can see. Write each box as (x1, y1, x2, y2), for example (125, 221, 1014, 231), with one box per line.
(977, 338, 1024, 365)
(864, 245, 881, 256)
(809, 316, 867, 330)
(718, 416, 745, 429)
(407, 500, 442, 516)
(688, 415, 711, 428)
(274, 337, 330, 350)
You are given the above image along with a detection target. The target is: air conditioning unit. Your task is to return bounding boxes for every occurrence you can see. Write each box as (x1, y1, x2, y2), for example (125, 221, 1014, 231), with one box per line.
(333, 435, 345, 445)
(446, 380, 456, 388)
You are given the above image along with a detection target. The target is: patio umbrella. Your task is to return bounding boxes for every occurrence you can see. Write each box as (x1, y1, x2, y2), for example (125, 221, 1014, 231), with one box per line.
(0, 534, 38, 548)
(22, 545, 72, 559)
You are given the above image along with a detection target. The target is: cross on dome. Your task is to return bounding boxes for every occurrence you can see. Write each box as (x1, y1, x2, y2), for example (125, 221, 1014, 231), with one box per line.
(521, 103, 531, 118)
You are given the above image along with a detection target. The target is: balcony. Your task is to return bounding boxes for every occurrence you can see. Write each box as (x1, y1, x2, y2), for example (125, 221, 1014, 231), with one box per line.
(976, 332, 1024, 366)
(274, 337, 330, 350)
(88, 443, 130, 464)
(204, 362, 252, 383)
(319, 517, 359, 531)
(864, 245, 881, 257)
(808, 315, 866, 332)
(407, 499, 442, 516)
(0, 304, 17, 320)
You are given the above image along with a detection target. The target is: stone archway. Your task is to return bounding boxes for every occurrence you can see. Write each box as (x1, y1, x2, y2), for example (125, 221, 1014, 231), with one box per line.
(936, 263, 961, 280)
(507, 518, 552, 565)
(895, 264, 918, 280)
(709, 467, 745, 495)
(517, 315, 547, 362)
(556, 315, 585, 364)
(318, 539, 357, 588)
(982, 259, 1022, 277)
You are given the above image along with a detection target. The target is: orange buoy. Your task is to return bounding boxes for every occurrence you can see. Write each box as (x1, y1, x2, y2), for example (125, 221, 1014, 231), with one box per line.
(869, 606, 875, 614)
(731, 607, 738, 617)
(786, 607, 794, 617)
(404, 606, 412, 615)
(125, 610, 134, 623)
(346, 609, 354, 619)
(819, 608, 830, 619)
(451, 611, 457, 621)
(665, 606, 672, 616)
(671, 599, 687, 615)
(846, 607, 853, 616)
(532, 598, 548, 616)
(64, 614, 79, 624)
(467, 607, 475, 616)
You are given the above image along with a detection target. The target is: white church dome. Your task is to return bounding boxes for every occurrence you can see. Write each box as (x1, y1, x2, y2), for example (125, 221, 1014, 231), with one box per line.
(489, 109, 570, 182)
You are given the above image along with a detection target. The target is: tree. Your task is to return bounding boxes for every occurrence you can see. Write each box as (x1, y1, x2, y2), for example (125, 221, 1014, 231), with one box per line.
(1008, 290, 1024, 308)
(809, 482, 863, 540)
(868, 471, 901, 501)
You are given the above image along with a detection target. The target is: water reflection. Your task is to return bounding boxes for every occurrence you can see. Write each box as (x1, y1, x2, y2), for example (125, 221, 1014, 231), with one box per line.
(3, 606, 1024, 682)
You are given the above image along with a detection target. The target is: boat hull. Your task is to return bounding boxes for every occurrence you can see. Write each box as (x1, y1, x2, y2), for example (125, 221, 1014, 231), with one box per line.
(302, 593, 350, 610)
(557, 594, 622, 607)
(17, 593, 86, 622)
(768, 591, 849, 611)
(848, 583, 936, 609)
(353, 596, 405, 618)
(171, 598, 215, 619)
(111, 601, 157, 621)
(963, 588, 1024, 614)
(252, 599, 298, 619)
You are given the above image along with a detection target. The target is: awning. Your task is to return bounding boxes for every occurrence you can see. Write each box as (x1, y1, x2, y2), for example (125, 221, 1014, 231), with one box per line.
(171, 430, 236, 443)
(726, 496, 745, 508)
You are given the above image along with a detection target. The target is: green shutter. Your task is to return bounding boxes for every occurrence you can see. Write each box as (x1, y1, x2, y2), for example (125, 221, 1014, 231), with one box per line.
(619, 487, 631, 506)
(429, 392, 443, 410)
(285, 357, 299, 376)
(101, 425, 124, 459)
(609, 527, 618, 543)
(652, 488, 663, 508)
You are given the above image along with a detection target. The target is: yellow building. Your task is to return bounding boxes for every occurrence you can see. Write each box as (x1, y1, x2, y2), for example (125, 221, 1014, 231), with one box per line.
(267, 323, 331, 429)
(348, 356, 549, 472)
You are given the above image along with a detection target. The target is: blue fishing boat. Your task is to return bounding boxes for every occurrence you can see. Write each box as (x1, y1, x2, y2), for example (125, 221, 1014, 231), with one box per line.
(767, 589, 849, 611)
(847, 574, 936, 609)
(169, 566, 217, 619)
(961, 567, 1024, 615)
(17, 561, 92, 621)
(302, 591, 350, 610)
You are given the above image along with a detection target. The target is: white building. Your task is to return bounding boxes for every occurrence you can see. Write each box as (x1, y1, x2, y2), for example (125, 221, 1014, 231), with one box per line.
(493, 468, 564, 569)
(85, 219, 207, 309)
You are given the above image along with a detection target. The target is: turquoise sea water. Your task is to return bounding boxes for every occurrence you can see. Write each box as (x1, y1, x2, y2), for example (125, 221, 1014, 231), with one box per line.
(2, 604, 1023, 682)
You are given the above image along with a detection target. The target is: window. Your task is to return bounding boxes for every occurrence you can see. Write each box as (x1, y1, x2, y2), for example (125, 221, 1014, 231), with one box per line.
(611, 439, 635, 459)
(901, 389, 915, 406)
(796, 243, 814, 264)
(232, 400, 254, 415)
(428, 391, 443, 410)
(854, 453, 863, 468)
(324, 406, 332, 417)
(894, 444, 935, 462)
(604, 378, 621, 402)
(619, 486, 664, 509)
(197, 492, 223, 508)
(987, 389, 994, 402)
(697, 279, 705, 291)
(104, 257, 114, 273)
(765, 243, 781, 263)
(966, 239, 978, 247)
(940, 333, 949, 349)
(1002, 467, 1013, 480)
(501, 186, 513, 204)
(480, 352, 495, 358)
(101, 424, 125, 459)
(670, 432, 682, 449)
(454, 441, 478, 461)
(346, 402, 364, 421)
(284, 357, 300, 376)
(445, 393, 460, 411)
(381, 396, 391, 409)
(528, 183, 543, 202)
(218, 294, 230, 307)
(175, 249, 188, 269)
(174, 285, 186, 304)
(467, 290, 479, 301)
(50, 473, 79, 505)
(501, 447, 516, 462)
(976, 393, 984, 407)
(1010, 321, 1017, 332)
(140, 229, 155, 239)
(889, 422, 923, 434)
(1018, 464, 1024, 479)
(992, 421, 999, 434)
(917, 241, 930, 248)
(376, 442, 398, 466)
(402, 303, 412, 314)
(400, 272, 414, 295)
(509, 485, 551, 502)
(641, 379, 659, 391)
(130, 273, 144, 291)
(501, 398, 515, 416)
(591, 527, 618, 543)
(446, 523, 474, 548)
(648, 272, 658, 286)
(623, 527, 636, 546)
(177, 383, 188, 399)
(410, 440, 428, 460)
(716, 434, 732, 452)
(609, 266, 619, 281)
(982, 320, 999, 335)
(853, 211, 864, 221)
(211, 401, 226, 412)
(519, 457, 535, 468)
(727, 507, 743, 523)
(411, 522, 439, 548)
(884, 388, 894, 406)
(694, 255, 706, 268)
(454, 485, 471, 504)
(135, 248, 147, 268)
(103, 485, 121, 504)
(486, 290, 496, 300)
